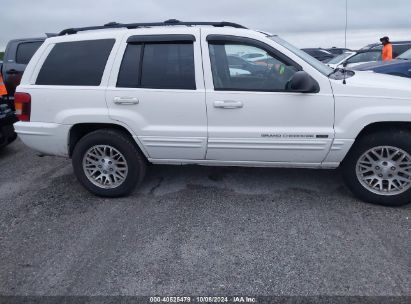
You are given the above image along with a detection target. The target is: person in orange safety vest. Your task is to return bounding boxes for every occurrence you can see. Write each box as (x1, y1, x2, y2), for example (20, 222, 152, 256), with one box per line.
(0, 73, 7, 97)
(380, 36, 393, 61)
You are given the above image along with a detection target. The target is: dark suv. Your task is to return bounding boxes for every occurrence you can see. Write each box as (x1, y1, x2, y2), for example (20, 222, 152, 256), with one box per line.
(2, 38, 45, 107)
(0, 37, 45, 147)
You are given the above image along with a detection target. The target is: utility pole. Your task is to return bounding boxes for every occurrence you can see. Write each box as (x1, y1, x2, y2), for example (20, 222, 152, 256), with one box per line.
(345, 0, 348, 48)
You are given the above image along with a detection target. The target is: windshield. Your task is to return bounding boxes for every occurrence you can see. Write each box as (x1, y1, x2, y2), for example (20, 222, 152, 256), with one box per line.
(360, 43, 379, 50)
(327, 52, 353, 64)
(269, 36, 333, 76)
(397, 48, 411, 60)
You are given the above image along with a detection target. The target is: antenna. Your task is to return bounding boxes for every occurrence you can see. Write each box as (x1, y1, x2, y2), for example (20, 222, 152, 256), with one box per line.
(344, 0, 348, 48)
(343, 0, 348, 85)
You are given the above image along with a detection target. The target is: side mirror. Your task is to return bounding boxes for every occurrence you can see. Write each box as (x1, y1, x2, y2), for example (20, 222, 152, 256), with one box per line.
(288, 71, 320, 93)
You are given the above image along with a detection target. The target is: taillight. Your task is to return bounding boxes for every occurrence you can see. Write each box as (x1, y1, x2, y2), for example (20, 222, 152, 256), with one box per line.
(14, 92, 31, 122)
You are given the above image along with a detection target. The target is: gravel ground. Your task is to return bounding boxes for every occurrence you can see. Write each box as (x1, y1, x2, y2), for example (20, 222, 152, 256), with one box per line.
(0, 139, 410, 296)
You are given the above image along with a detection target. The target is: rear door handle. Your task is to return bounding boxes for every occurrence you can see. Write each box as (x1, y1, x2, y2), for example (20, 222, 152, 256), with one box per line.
(213, 100, 243, 109)
(113, 97, 139, 105)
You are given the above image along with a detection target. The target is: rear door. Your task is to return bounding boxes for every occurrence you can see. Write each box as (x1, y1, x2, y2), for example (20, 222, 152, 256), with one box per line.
(106, 29, 207, 160)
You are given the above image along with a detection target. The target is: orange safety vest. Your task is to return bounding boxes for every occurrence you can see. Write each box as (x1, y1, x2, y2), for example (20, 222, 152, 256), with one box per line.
(382, 43, 393, 61)
(0, 74, 7, 96)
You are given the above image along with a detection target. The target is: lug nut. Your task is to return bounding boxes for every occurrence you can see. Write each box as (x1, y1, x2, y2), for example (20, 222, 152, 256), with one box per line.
(391, 167, 396, 170)
(375, 166, 380, 170)
(103, 170, 107, 174)
(98, 165, 102, 168)
(110, 168, 113, 171)
(378, 174, 383, 177)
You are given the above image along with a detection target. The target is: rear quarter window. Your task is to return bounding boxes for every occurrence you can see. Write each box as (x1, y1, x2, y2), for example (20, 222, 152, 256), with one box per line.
(36, 39, 115, 86)
(16, 41, 43, 65)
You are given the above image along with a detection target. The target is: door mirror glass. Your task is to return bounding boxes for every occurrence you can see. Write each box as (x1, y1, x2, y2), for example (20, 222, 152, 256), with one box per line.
(287, 71, 320, 93)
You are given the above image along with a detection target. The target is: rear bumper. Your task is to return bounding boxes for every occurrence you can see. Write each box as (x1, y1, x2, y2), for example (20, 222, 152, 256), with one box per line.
(14, 122, 71, 156)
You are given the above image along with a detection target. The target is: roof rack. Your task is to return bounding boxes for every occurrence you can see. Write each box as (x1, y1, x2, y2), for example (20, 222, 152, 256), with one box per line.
(58, 19, 247, 36)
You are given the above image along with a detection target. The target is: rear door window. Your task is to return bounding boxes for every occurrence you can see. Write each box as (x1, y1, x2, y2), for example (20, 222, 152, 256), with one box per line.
(16, 41, 43, 64)
(393, 44, 411, 57)
(117, 42, 196, 90)
(117, 44, 143, 88)
(36, 39, 115, 86)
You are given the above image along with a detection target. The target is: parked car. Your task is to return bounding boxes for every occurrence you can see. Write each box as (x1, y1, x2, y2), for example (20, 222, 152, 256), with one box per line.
(241, 53, 269, 62)
(361, 41, 411, 58)
(2, 37, 45, 107)
(227, 55, 266, 75)
(0, 62, 17, 148)
(301, 48, 335, 62)
(327, 51, 356, 69)
(327, 50, 381, 69)
(353, 48, 411, 78)
(0, 99, 17, 148)
(0, 100, 17, 148)
(326, 47, 352, 56)
(14, 20, 411, 206)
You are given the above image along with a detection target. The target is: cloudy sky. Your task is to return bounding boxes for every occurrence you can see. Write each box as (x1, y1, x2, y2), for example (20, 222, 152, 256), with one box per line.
(1, 0, 411, 50)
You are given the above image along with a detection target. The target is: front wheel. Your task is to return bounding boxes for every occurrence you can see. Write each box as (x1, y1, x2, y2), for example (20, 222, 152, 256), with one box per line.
(342, 130, 411, 206)
(72, 129, 146, 197)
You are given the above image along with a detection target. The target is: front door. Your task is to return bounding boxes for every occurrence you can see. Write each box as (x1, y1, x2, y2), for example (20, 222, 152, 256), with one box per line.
(106, 29, 207, 160)
(202, 33, 335, 164)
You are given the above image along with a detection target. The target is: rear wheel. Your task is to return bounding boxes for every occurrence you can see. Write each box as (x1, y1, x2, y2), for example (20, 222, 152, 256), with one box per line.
(342, 130, 411, 206)
(72, 129, 146, 197)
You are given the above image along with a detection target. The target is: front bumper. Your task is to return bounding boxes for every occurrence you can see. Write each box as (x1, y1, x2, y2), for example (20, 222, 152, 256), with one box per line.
(13, 122, 71, 156)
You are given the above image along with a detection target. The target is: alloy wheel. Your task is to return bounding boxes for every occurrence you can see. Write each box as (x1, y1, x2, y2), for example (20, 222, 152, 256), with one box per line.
(356, 146, 411, 195)
(82, 145, 128, 189)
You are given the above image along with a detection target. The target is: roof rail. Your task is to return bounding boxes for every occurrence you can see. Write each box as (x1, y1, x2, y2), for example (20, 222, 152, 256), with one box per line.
(58, 19, 247, 36)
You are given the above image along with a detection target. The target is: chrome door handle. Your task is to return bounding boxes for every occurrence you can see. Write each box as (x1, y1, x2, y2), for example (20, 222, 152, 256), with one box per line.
(213, 100, 243, 109)
(113, 97, 139, 105)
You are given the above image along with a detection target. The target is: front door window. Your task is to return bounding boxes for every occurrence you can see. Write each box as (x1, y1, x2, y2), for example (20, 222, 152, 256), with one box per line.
(209, 43, 298, 91)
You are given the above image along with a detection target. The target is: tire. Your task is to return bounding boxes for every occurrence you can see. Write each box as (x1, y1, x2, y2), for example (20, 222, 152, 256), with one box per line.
(342, 129, 411, 207)
(72, 129, 146, 197)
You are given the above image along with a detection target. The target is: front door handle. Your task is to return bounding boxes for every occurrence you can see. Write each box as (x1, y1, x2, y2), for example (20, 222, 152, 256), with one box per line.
(213, 100, 243, 109)
(113, 97, 139, 105)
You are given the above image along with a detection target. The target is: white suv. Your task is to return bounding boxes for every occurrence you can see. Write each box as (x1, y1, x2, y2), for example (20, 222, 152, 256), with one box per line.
(14, 20, 411, 206)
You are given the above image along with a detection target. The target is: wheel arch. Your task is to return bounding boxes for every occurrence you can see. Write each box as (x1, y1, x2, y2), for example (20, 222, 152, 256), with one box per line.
(356, 121, 411, 140)
(342, 121, 411, 163)
(68, 123, 149, 159)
